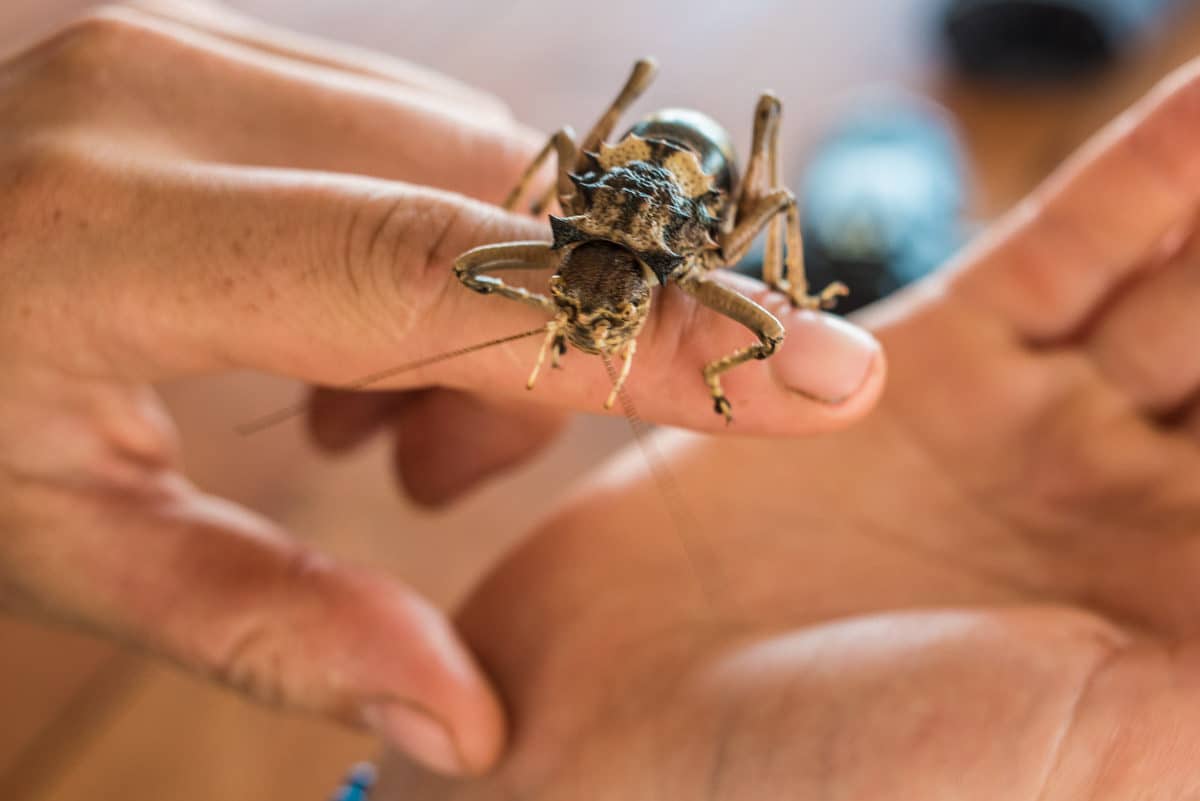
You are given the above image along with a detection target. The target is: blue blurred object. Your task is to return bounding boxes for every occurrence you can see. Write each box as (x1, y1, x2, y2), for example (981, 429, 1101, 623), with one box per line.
(789, 95, 969, 314)
(942, 0, 1176, 82)
(330, 762, 376, 801)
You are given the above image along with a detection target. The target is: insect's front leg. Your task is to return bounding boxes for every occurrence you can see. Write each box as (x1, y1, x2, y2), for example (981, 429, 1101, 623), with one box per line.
(453, 241, 560, 314)
(576, 58, 658, 167)
(677, 273, 785, 422)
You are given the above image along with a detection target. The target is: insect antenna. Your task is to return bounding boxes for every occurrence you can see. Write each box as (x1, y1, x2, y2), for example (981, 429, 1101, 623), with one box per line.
(236, 326, 547, 436)
(601, 355, 733, 616)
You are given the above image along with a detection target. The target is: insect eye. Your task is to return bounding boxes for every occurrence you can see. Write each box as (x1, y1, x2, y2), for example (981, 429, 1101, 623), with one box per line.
(622, 304, 637, 319)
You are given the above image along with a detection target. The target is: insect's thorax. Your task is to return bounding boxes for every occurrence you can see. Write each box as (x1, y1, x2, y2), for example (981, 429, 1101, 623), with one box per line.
(628, 108, 738, 198)
(550, 109, 736, 286)
(546, 109, 737, 354)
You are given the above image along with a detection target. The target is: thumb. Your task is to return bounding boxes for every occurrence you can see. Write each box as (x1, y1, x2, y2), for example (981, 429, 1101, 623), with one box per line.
(3, 479, 503, 776)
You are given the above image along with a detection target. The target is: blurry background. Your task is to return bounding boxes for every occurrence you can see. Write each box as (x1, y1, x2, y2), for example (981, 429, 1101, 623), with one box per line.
(1, 1, 1199, 799)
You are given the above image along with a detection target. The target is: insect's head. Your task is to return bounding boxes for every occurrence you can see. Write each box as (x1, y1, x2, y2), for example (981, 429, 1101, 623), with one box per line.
(549, 240, 653, 354)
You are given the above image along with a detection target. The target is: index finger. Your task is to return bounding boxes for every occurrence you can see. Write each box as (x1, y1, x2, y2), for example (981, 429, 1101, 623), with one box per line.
(32, 152, 882, 436)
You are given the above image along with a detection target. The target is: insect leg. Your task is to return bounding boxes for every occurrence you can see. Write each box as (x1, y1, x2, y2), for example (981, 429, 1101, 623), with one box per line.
(728, 93, 783, 238)
(721, 187, 792, 265)
(574, 58, 659, 171)
(603, 340, 637, 410)
(523, 59, 658, 216)
(506, 127, 581, 215)
(529, 127, 584, 216)
(454, 241, 560, 313)
(721, 188, 846, 311)
(527, 319, 566, 390)
(677, 275, 785, 422)
(729, 93, 847, 310)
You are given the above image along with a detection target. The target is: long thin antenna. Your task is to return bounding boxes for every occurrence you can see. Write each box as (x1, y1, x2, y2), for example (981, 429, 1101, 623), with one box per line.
(601, 355, 731, 615)
(236, 326, 547, 436)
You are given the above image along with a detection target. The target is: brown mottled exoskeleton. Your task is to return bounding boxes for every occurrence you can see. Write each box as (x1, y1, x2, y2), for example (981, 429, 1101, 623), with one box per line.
(455, 58, 847, 421)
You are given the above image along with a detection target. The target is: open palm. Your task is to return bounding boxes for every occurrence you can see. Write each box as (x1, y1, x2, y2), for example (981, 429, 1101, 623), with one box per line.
(378, 63, 1200, 800)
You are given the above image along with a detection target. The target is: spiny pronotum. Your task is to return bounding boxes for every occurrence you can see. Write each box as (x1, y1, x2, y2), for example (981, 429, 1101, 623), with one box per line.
(454, 57, 846, 421)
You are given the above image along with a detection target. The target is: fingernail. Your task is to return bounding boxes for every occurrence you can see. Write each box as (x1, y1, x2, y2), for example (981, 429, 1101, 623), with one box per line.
(364, 702, 464, 775)
(773, 310, 880, 403)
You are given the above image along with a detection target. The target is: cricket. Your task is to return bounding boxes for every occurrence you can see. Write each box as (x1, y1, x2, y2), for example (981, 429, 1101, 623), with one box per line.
(239, 57, 846, 435)
(457, 57, 846, 421)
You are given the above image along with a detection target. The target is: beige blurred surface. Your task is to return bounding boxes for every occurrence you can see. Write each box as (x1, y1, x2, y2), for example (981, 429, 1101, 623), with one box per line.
(3, 1, 1200, 800)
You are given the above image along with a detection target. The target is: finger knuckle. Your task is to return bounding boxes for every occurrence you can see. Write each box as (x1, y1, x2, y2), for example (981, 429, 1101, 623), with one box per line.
(211, 614, 290, 707)
(43, 7, 149, 70)
(207, 550, 335, 712)
(0, 17, 112, 132)
(30, 6, 180, 114)
(336, 190, 472, 338)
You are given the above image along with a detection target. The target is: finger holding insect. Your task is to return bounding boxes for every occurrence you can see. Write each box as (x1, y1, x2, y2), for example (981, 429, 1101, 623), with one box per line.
(0, 145, 548, 384)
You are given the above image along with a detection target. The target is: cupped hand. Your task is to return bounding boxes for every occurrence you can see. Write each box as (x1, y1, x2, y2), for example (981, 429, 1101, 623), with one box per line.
(377, 59, 1200, 797)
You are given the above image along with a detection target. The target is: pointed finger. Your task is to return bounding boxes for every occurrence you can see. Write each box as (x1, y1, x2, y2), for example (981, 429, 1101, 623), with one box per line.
(951, 60, 1200, 342)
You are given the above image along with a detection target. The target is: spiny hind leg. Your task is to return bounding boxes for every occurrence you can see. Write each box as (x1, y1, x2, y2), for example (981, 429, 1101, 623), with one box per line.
(677, 276, 785, 422)
(716, 92, 781, 247)
(575, 58, 658, 170)
(722, 188, 846, 311)
(503, 127, 581, 215)
(454, 241, 559, 313)
(729, 93, 847, 309)
(526, 58, 658, 217)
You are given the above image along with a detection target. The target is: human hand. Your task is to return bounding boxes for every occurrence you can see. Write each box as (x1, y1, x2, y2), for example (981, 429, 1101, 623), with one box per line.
(0, 0, 885, 777)
(376, 59, 1200, 796)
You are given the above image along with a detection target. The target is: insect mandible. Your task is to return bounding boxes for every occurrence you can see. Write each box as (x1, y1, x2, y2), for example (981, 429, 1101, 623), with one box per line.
(454, 57, 848, 421)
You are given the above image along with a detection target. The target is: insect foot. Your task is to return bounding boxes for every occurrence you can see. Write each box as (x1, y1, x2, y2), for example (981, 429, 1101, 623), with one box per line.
(702, 367, 735, 423)
(712, 393, 734, 424)
(787, 280, 850, 311)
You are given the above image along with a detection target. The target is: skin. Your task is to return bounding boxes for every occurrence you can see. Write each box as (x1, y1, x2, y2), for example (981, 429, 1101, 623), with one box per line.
(377, 59, 1200, 798)
(0, 0, 883, 779)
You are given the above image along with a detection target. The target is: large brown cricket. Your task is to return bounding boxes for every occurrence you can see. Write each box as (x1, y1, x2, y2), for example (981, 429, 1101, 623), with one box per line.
(454, 57, 847, 421)
(238, 58, 847, 436)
